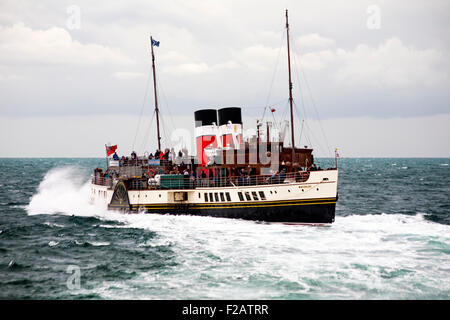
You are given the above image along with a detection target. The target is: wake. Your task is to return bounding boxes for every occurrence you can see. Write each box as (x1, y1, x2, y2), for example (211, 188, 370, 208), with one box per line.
(26, 166, 449, 238)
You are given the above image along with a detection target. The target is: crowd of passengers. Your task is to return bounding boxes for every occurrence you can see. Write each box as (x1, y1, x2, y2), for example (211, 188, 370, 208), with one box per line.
(112, 148, 188, 167)
(143, 166, 325, 188)
(103, 149, 329, 188)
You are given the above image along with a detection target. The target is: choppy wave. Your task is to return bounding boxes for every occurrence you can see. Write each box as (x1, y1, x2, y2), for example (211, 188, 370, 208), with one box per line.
(26, 166, 109, 217)
(17, 163, 450, 299)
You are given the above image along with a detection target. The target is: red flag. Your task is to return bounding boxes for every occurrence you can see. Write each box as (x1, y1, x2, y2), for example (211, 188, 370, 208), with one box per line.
(270, 108, 276, 113)
(105, 145, 117, 157)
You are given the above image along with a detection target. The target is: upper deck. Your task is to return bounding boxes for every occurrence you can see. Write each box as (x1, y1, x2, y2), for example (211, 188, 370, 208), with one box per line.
(92, 166, 337, 191)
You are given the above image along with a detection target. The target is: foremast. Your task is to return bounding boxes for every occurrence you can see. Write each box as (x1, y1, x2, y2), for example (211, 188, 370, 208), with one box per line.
(150, 36, 162, 151)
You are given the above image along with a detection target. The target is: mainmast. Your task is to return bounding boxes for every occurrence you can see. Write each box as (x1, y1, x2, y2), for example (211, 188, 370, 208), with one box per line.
(150, 36, 161, 151)
(285, 10, 295, 168)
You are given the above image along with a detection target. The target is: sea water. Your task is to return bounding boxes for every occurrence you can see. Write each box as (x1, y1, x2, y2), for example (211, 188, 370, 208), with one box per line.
(0, 158, 449, 299)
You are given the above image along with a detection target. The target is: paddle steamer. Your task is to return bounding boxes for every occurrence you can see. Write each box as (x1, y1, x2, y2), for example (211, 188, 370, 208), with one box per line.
(90, 11, 338, 224)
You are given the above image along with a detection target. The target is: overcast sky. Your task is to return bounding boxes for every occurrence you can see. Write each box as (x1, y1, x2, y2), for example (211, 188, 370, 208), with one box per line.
(0, 0, 449, 157)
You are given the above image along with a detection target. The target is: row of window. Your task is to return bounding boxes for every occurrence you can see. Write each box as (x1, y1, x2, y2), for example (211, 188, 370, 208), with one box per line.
(202, 190, 268, 203)
(204, 192, 232, 202)
(237, 191, 266, 201)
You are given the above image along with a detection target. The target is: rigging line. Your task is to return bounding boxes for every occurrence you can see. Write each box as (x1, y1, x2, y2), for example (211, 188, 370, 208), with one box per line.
(132, 63, 153, 152)
(291, 48, 314, 154)
(269, 98, 290, 109)
(301, 110, 329, 159)
(262, 27, 286, 122)
(139, 110, 156, 154)
(277, 99, 289, 136)
(292, 49, 308, 123)
(302, 69, 332, 158)
(159, 113, 170, 150)
(299, 119, 305, 147)
(256, 98, 291, 124)
(293, 100, 315, 151)
(295, 50, 332, 158)
(304, 120, 328, 164)
(266, 104, 280, 136)
(242, 106, 269, 109)
(156, 75, 177, 133)
(291, 83, 312, 151)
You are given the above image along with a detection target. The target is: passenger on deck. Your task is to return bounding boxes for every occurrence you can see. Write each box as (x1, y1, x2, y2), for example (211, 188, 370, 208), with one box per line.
(131, 151, 137, 160)
(238, 172, 245, 186)
(169, 148, 175, 164)
(113, 152, 119, 161)
(189, 170, 195, 188)
(163, 148, 170, 160)
(280, 168, 286, 183)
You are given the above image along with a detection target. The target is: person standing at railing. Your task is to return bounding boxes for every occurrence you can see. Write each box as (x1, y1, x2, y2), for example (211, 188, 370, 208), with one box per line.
(189, 170, 195, 188)
(200, 170, 207, 187)
(280, 168, 286, 183)
(163, 148, 169, 160)
(238, 171, 244, 186)
(169, 148, 175, 165)
(183, 169, 189, 188)
(249, 167, 256, 185)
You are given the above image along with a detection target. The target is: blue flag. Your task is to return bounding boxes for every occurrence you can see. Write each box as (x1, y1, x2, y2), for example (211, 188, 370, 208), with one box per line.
(151, 39, 160, 47)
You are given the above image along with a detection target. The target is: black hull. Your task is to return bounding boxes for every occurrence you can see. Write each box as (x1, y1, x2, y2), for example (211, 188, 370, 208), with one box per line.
(124, 201, 336, 224)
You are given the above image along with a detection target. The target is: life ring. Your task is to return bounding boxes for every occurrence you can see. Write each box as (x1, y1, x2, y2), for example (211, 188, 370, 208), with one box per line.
(147, 168, 155, 177)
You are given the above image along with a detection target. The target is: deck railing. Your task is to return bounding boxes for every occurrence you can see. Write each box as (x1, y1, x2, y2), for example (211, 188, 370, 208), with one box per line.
(92, 171, 312, 190)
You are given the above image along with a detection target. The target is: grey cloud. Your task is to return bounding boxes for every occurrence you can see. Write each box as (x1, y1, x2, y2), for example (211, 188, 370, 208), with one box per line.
(0, 0, 449, 120)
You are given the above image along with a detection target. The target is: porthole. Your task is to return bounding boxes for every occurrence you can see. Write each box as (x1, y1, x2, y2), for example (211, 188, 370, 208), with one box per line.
(159, 194, 161, 198)
(316, 188, 319, 191)
(288, 190, 290, 192)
